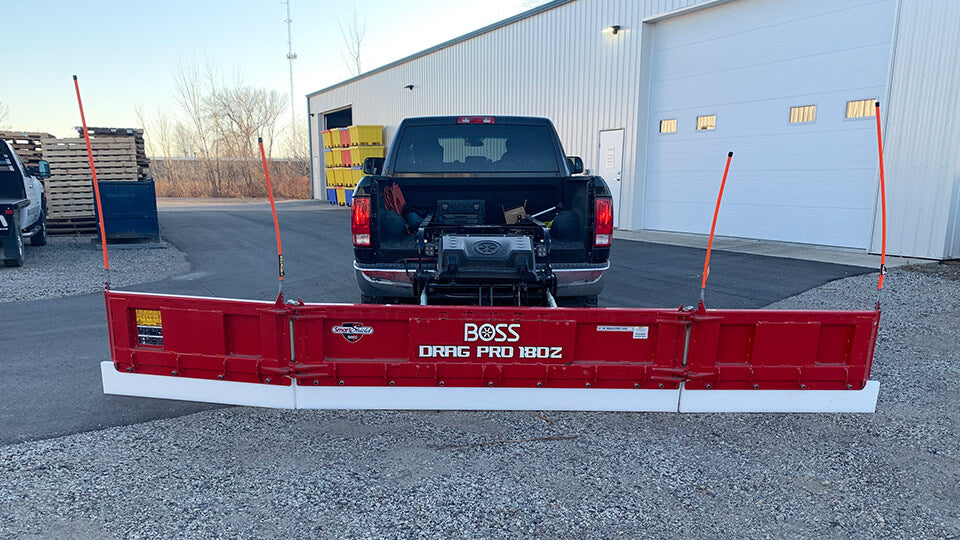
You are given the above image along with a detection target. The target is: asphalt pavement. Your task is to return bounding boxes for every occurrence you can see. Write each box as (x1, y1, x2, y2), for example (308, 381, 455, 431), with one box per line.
(0, 200, 870, 445)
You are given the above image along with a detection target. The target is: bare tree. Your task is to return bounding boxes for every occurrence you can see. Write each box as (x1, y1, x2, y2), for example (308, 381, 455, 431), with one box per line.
(150, 59, 310, 199)
(174, 122, 195, 157)
(0, 100, 9, 130)
(155, 112, 175, 159)
(136, 105, 176, 160)
(173, 59, 222, 194)
(208, 81, 287, 157)
(134, 104, 151, 153)
(338, 5, 367, 76)
(281, 115, 309, 162)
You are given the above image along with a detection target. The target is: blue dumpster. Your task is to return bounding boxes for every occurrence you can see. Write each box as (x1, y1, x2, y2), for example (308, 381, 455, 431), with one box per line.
(95, 181, 160, 242)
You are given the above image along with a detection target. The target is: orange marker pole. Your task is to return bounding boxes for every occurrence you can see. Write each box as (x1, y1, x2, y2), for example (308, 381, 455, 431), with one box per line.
(258, 137, 284, 299)
(700, 151, 734, 306)
(874, 101, 887, 309)
(73, 75, 110, 288)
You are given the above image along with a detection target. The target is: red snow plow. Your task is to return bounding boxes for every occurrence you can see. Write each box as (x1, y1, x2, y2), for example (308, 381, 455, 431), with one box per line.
(73, 75, 887, 413)
(100, 291, 881, 412)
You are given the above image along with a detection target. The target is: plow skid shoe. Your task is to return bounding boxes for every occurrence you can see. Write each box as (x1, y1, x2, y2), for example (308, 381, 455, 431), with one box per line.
(293, 386, 680, 412)
(101, 361, 296, 408)
(101, 291, 881, 413)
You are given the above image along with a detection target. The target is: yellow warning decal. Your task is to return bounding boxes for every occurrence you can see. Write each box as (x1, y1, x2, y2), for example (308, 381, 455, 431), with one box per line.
(135, 309, 162, 327)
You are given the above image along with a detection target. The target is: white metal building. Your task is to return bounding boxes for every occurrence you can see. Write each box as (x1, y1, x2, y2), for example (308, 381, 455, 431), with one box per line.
(307, 0, 960, 259)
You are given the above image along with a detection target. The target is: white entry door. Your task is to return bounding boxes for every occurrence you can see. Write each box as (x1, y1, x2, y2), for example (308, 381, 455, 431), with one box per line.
(597, 129, 624, 228)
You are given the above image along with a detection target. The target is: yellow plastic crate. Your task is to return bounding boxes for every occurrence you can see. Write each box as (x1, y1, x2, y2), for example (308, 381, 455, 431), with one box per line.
(351, 145, 385, 166)
(335, 187, 347, 205)
(350, 167, 364, 185)
(331, 168, 344, 186)
(329, 150, 342, 167)
(324, 168, 336, 186)
(348, 125, 383, 146)
(321, 129, 335, 148)
(340, 169, 358, 188)
(323, 150, 336, 167)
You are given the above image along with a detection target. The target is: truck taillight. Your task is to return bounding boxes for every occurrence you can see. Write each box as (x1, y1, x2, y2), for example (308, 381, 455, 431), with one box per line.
(457, 116, 495, 124)
(594, 198, 613, 247)
(352, 198, 371, 246)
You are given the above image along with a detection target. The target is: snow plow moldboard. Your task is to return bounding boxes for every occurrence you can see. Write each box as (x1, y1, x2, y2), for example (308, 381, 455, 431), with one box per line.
(101, 290, 881, 413)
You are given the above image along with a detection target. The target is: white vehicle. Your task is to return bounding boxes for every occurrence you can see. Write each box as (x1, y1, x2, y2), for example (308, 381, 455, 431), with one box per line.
(1, 139, 49, 267)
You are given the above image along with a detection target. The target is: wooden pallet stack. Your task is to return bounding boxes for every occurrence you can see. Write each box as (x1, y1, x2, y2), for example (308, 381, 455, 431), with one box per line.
(76, 127, 151, 181)
(41, 137, 138, 235)
(0, 131, 54, 170)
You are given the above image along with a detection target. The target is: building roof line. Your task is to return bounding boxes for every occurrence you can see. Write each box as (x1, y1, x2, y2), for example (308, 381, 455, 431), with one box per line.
(306, 0, 577, 99)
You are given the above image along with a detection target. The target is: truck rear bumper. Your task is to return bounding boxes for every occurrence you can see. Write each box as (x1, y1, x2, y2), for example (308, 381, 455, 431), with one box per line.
(354, 261, 609, 299)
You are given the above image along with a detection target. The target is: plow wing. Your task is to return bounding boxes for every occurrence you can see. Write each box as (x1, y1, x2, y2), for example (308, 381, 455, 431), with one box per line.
(101, 290, 880, 412)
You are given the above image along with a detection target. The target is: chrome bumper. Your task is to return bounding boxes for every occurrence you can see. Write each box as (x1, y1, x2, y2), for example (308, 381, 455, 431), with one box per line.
(354, 261, 609, 298)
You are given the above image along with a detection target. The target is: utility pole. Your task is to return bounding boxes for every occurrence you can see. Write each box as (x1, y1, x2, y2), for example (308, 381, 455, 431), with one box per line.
(283, 0, 298, 128)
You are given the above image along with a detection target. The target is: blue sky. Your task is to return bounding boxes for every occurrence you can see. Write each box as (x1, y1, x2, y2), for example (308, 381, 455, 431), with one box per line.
(0, 0, 547, 136)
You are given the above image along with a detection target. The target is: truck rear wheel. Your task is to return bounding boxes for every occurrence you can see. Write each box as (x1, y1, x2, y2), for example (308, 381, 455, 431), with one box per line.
(30, 209, 47, 246)
(3, 229, 24, 267)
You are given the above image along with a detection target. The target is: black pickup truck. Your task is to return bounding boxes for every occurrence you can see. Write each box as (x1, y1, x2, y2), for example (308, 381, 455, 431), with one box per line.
(351, 116, 613, 306)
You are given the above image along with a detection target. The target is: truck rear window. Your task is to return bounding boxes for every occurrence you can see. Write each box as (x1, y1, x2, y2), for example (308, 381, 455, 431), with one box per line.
(392, 125, 561, 173)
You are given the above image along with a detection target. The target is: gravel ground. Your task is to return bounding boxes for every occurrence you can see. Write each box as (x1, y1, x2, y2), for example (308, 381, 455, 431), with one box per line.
(0, 266, 958, 539)
(0, 237, 188, 303)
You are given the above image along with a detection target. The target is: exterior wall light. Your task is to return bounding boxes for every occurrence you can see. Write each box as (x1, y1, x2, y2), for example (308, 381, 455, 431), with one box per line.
(602, 25, 621, 35)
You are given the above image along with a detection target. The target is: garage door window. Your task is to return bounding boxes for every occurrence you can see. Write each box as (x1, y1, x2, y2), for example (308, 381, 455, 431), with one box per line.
(696, 115, 716, 131)
(659, 119, 677, 134)
(789, 105, 816, 124)
(845, 99, 877, 119)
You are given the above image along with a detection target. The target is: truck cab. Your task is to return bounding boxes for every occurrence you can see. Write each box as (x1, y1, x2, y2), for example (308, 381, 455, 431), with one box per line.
(1, 139, 49, 267)
(351, 116, 613, 306)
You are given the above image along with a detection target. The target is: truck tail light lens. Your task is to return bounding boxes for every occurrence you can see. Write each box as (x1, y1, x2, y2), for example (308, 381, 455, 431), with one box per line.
(352, 197, 371, 246)
(457, 116, 495, 124)
(594, 198, 613, 247)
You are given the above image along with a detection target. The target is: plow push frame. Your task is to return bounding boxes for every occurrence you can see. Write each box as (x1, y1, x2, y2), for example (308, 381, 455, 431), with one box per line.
(72, 74, 888, 413)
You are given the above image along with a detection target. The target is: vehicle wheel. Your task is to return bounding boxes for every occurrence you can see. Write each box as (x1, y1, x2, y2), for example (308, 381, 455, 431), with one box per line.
(558, 295, 599, 307)
(30, 209, 47, 246)
(3, 229, 25, 267)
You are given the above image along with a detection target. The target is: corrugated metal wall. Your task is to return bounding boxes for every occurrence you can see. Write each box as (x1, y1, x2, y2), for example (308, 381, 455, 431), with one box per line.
(309, 0, 959, 259)
(308, 0, 711, 230)
(877, 0, 960, 258)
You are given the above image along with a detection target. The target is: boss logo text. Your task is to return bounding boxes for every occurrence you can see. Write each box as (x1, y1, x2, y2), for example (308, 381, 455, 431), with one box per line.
(464, 323, 520, 343)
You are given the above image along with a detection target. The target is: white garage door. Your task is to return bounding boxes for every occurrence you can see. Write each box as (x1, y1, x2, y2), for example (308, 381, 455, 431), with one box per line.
(642, 0, 894, 248)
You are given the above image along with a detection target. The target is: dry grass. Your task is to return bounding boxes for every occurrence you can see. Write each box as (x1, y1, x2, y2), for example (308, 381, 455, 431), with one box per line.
(151, 158, 310, 199)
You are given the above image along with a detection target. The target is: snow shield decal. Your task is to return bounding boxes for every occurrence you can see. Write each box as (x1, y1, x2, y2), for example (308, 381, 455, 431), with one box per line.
(332, 322, 374, 343)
